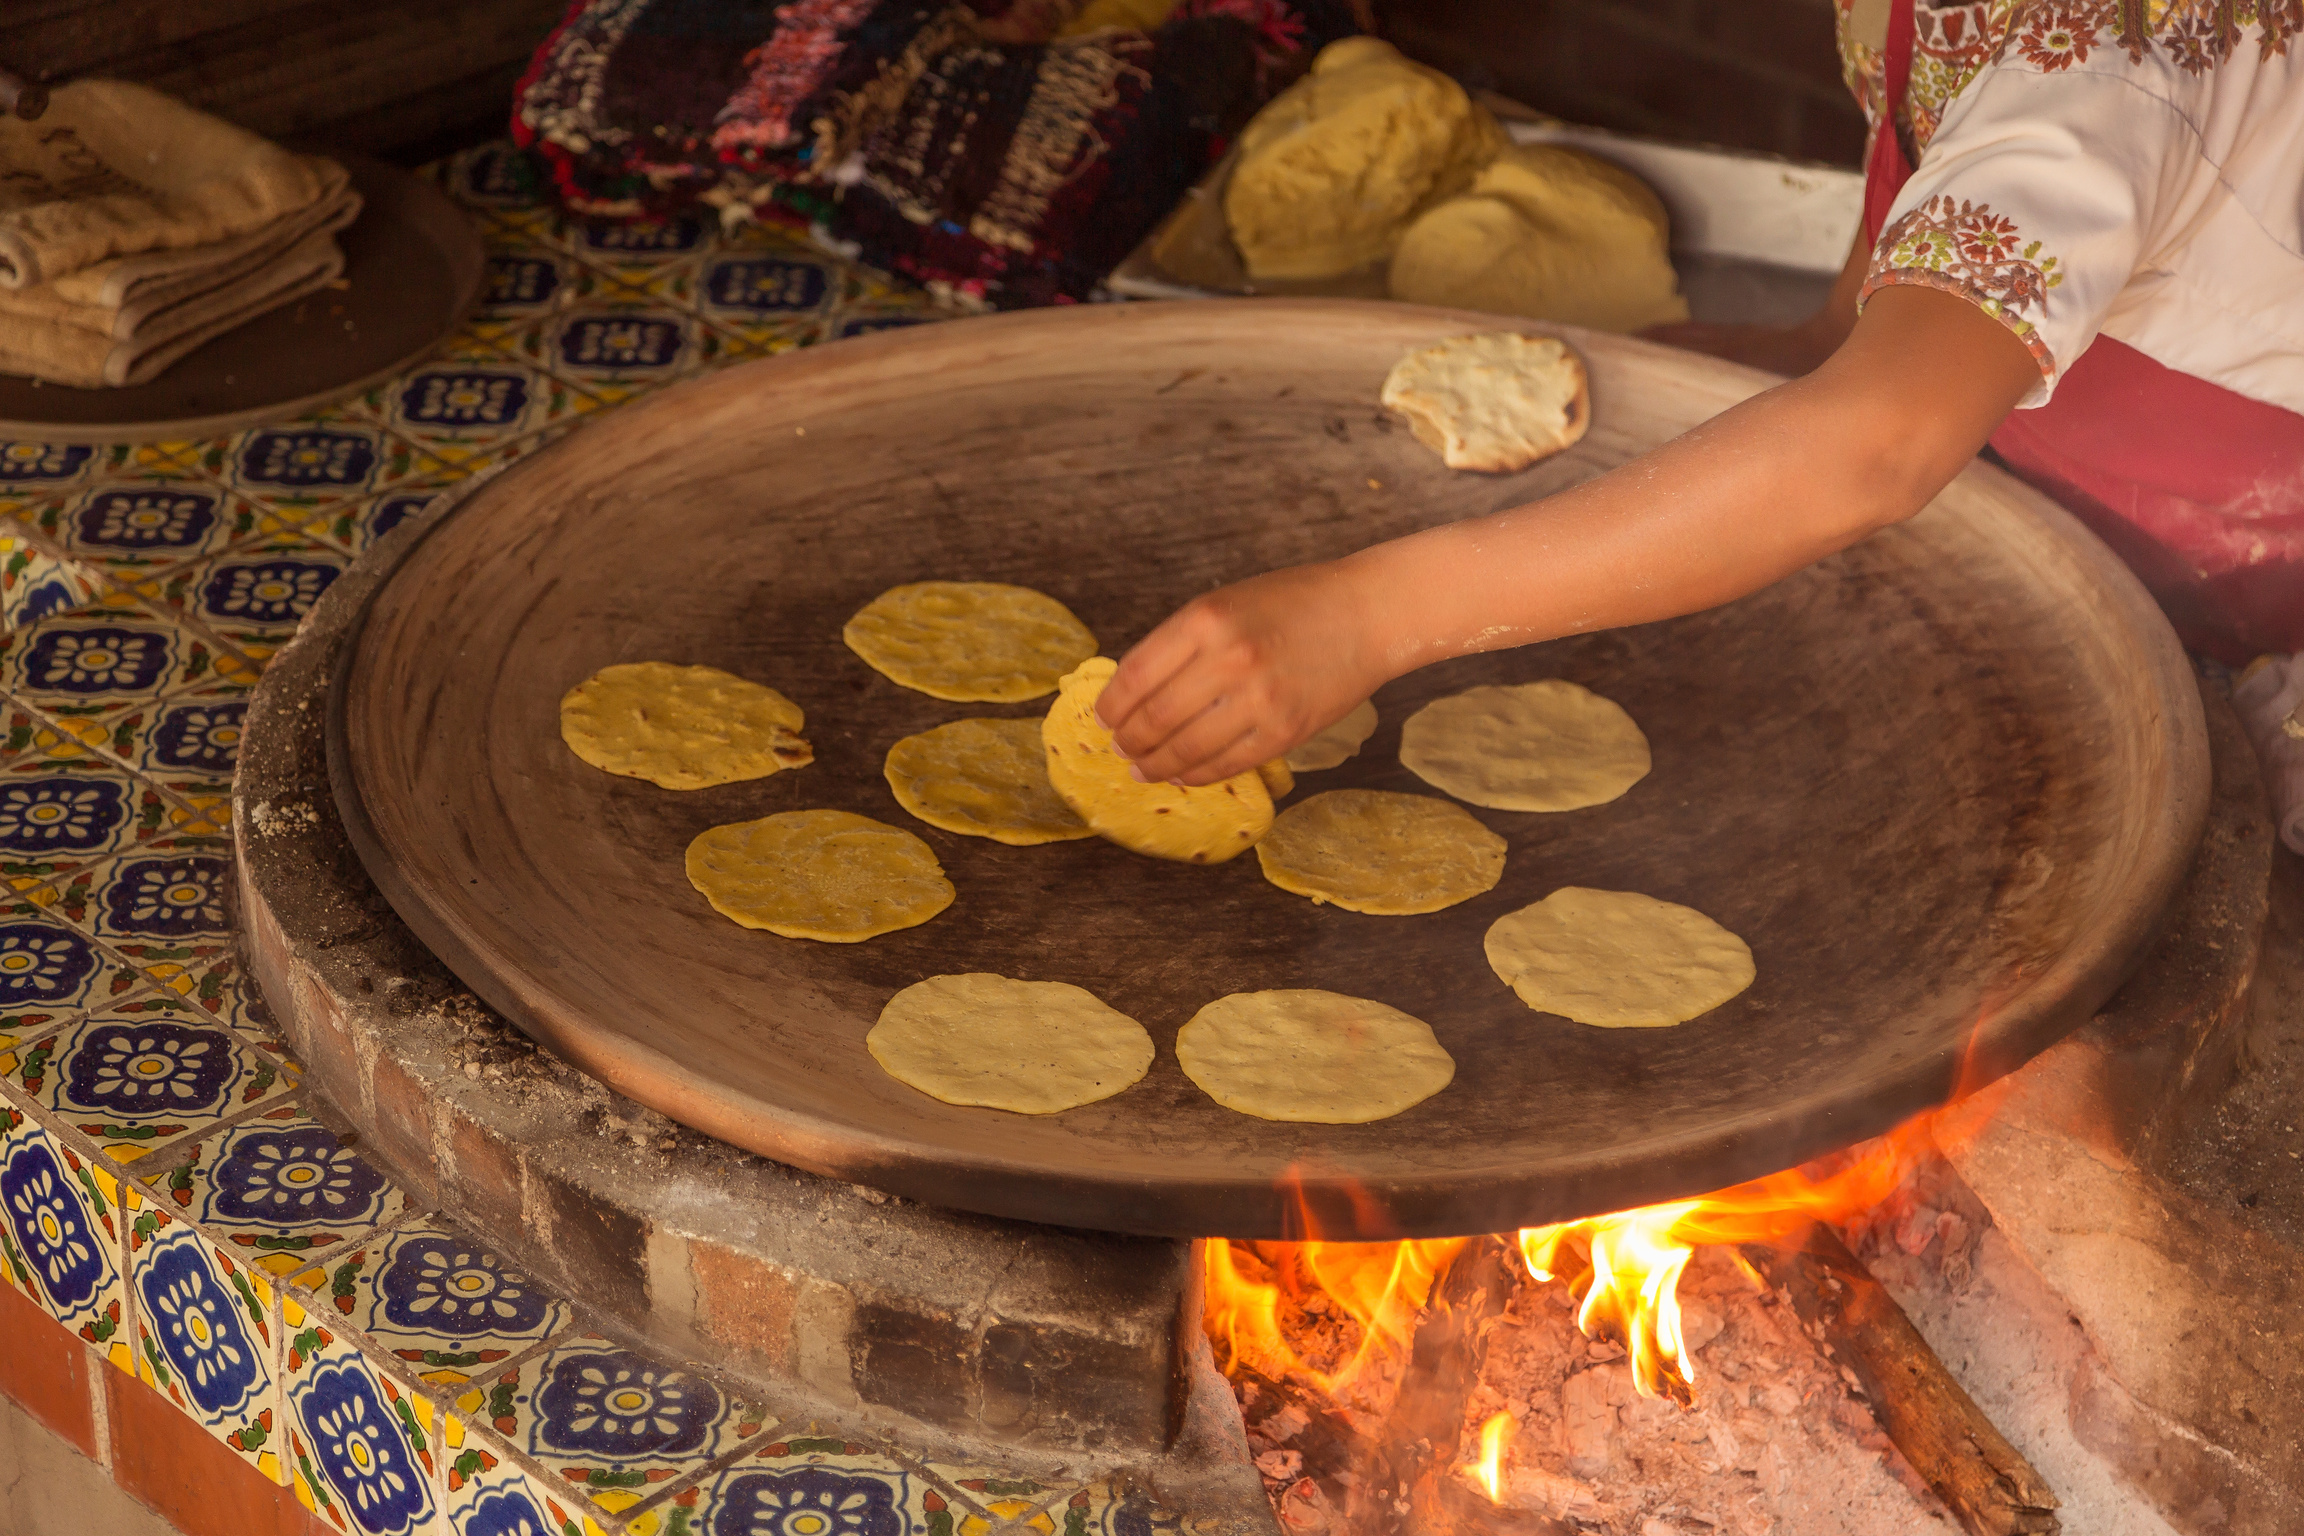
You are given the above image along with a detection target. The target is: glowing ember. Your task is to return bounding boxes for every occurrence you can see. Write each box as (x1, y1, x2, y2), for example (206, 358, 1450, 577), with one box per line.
(1204, 1234, 1465, 1403)
(1472, 1410, 1513, 1502)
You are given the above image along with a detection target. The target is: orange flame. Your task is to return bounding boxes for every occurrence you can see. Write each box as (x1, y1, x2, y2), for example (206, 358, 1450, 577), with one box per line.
(1203, 1235, 1465, 1400)
(1472, 1411, 1513, 1502)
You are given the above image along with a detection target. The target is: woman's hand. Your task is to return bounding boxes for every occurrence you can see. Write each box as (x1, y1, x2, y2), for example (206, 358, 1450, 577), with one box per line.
(1097, 558, 1393, 786)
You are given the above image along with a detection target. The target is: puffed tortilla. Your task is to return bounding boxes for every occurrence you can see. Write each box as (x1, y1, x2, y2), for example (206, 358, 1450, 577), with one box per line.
(1256, 789, 1505, 914)
(884, 717, 1093, 845)
(1379, 332, 1590, 473)
(1484, 887, 1754, 1027)
(844, 580, 1097, 703)
(1040, 658, 1273, 864)
(1177, 989, 1454, 1123)
(867, 973, 1154, 1114)
(559, 662, 811, 790)
(1400, 679, 1649, 811)
(685, 809, 953, 942)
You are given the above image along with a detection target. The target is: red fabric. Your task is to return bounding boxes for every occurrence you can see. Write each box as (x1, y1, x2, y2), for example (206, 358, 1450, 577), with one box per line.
(1859, 0, 2304, 661)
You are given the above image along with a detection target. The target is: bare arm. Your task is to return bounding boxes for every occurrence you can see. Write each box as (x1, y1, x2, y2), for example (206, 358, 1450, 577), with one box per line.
(1099, 281, 2039, 785)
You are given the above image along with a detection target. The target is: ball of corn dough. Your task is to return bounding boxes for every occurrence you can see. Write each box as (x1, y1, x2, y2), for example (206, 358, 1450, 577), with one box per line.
(1388, 144, 1690, 333)
(1225, 38, 1506, 281)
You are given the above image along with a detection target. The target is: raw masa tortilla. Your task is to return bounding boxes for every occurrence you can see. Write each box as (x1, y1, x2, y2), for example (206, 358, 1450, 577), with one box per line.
(1224, 38, 1505, 280)
(1380, 333, 1590, 473)
(685, 809, 953, 942)
(559, 662, 811, 790)
(1256, 789, 1505, 914)
(1400, 679, 1649, 811)
(1389, 145, 1690, 332)
(1485, 887, 1754, 1027)
(1177, 989, 1454, 1123)
(1041, 658, 1274, 863)
(1285, 699, 1379, 771)
(868, 974, 1154, 1114)
(844, 580, 1097, 703)
(884, 717, 1093, 845)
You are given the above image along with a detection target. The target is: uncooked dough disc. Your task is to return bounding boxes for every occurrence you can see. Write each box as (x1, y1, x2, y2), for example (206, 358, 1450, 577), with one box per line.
(1177, 989, 1454, 1123)
(1380, 333, 1590, 474)
(1484, 887, 1755, 1027)
(1041, 658, 1273, 863)
(1256, 789, 1505, 914)
(867, 973, 1155, 1114)
(685, 810, 954, 942)
(1400, 679, 1649, 811)
(884, 717, 1093, 845)
(559, 662, 812, 790)
(844, 581, 1097, 703)
(1285, 699, 1379, 771)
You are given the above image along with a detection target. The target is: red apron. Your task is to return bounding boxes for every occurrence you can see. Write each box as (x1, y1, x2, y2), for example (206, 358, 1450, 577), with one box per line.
(1864, 0, 2304, 663)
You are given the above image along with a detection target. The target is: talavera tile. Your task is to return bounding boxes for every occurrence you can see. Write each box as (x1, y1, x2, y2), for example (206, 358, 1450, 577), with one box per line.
(280, 1289, 443, 1536)
(6, 1007, 290, 1164)
(295, 1216, 571, 1385)
(504, 1336, 771, 1513)
(166, 1103, 405, 1275)
(25, 471, 256, 581)
(0, 1102, 128, 1351)
(0, 614, 231, 720)
(127, 1206, 288, 1486)
(0, 899, 144, 1014)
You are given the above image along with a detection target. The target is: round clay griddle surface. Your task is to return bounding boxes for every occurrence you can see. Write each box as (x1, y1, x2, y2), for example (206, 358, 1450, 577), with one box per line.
(332, 300, 2207, 1240)
(0, 155, 483, 444)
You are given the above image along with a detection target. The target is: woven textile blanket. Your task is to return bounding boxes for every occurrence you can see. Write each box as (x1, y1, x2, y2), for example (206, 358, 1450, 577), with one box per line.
(512, 0, 1357, 306)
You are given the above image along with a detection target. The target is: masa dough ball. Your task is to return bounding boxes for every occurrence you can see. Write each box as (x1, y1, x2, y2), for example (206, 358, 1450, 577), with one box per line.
(1389, 145, 1690, 332)
(559, 662, 812, 790)
(884, 717, 1093, 845)
(1256, 789, 1505, 914)
(1400, 679, 1649, 811)
(1485, 887, 1754, 1026)
(844, 581, 1097, 703)
(1177, 989, 1454, 1123)
(868, 974, 1154, 1114)
(1285, 699, 1379, 771)
(685, 809, 953, 942)
(1380, 332, 1590, 473)
(1041, 658, 1273, 863)
(1225, 38, 1506, 280)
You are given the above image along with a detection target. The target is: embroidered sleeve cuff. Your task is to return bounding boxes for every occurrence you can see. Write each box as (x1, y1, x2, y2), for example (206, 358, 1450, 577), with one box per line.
(1859, 196, 2064, 387)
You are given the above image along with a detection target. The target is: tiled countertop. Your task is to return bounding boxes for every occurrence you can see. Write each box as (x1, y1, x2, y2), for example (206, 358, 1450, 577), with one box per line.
(0, 143, 1157, 1536)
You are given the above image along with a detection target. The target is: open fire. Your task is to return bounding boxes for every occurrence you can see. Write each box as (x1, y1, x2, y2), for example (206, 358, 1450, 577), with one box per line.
(1204, 1090, 2017, 1532)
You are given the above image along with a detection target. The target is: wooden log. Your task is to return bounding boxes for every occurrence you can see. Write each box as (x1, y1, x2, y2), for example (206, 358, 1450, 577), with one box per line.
(1746, 1228, 2061, 1536)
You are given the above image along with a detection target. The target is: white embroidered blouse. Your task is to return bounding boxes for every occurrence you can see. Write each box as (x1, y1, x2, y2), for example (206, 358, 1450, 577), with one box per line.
(1838, 0, 2304, 413)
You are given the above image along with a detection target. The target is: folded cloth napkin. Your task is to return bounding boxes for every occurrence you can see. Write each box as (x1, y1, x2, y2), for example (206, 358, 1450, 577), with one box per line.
(2234, 654, 2304, 856)
(44, 156, 356, 310)
(0, 226, 348, 387)
(0, 79, 333, 289)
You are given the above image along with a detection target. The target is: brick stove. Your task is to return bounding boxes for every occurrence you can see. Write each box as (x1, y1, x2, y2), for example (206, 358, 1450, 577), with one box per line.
(236, 486, 2296, 1536)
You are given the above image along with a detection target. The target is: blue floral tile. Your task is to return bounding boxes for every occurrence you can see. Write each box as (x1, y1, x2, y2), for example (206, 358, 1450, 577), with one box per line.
(464, 247, 585, 341)
(0, 441, 105, 493)
(0, 615, 234, 720)
(564, 213, 711, 276)
(25, 472, 253, 579)
(120, 690, 248, 782)
(0, 1104, 128, 1346)
(446, 1457, 618, 1536)
(361, 357, 600, 468)
(134, 535, 347, 650)
(0, 903, 139, 1012)
(0, 761, 176, 887)
(696, 254, 833, 324)
(441, 142, 546, 213)
(692, 1447, 927, 1536)
(169, 1104, 404, 1276)
(189, 421, 440, 505)
(0, 528, 110, 628)
(280, 1296, 443, 1536)
(128, 1215, 286, 1484)
(506, 1338, 769, 1508)
(298, 1218, 571, 1375)
(39, 837, 235, 947)
(506, 307, 730, 389)
(6, 1008, 289, 1165)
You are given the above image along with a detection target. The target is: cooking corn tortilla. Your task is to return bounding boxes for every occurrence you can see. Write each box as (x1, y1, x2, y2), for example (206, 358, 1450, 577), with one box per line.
(1285, 699, 1379, 771)
(844, 580, 1097, 702)
(1041, 658, 1273, 863)
(1256, 789, 1505, 914)
(1379, 333, 1590, 474)
(1484, 887, 1754, 1026)
(685, 809, 953, 942)
(1177, 989, 1454, 1123)
(867, 973, 1154, 1114)
(1400, 679, 1649, 811)
(884, 717, 1093, 845)
(559, 662, 811, 790)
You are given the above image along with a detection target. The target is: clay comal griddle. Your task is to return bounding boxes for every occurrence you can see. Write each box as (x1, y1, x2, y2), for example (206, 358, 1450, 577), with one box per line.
(330, 300, 2207, 1239)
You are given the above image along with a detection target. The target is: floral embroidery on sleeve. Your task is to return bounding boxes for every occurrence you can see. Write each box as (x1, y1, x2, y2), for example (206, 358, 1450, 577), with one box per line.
(1863, 196, 2065, 375)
